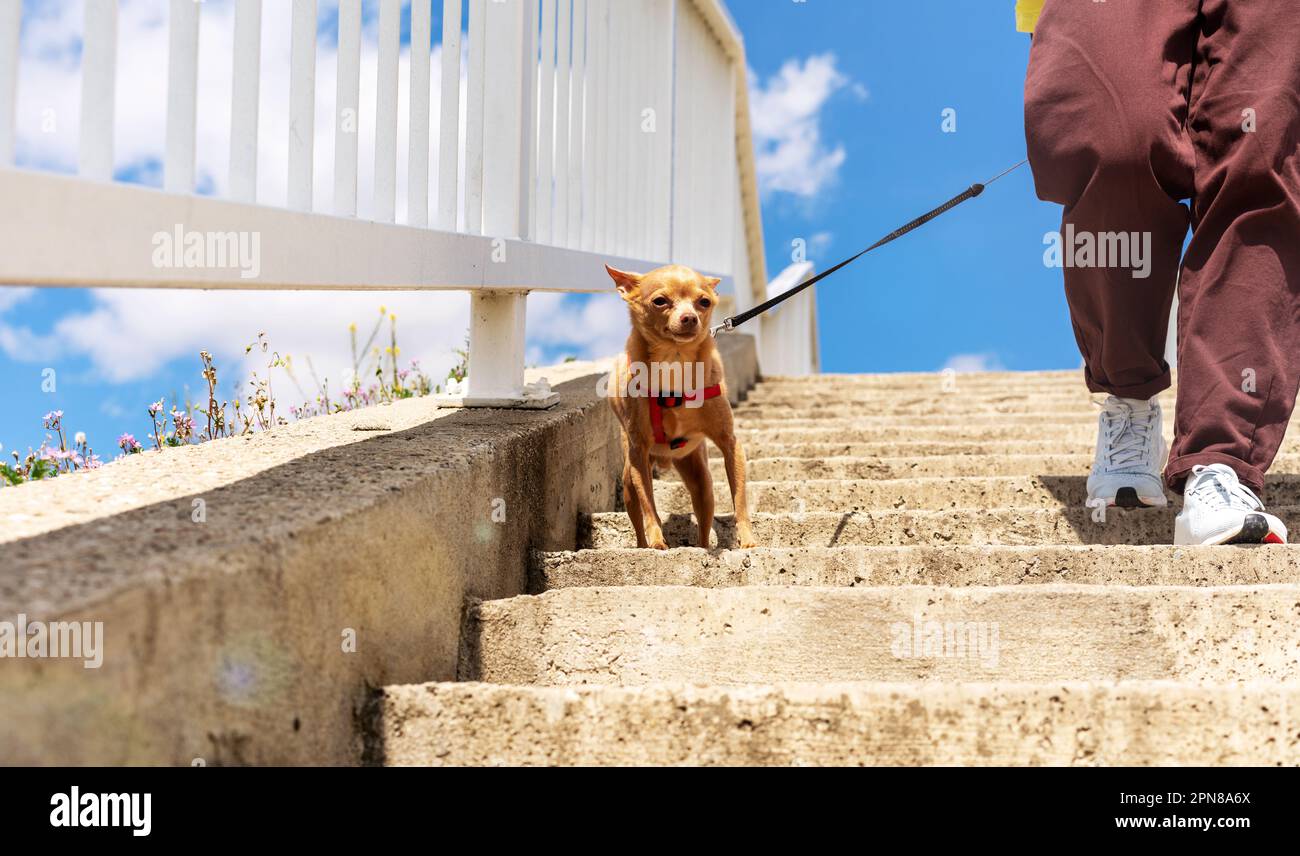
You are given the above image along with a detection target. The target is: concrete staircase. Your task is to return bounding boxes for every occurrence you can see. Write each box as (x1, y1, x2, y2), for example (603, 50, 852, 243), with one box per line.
(369, 370, 1300, 766)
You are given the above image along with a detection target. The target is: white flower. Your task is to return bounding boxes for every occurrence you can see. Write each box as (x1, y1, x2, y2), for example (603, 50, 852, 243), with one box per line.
(74, 432, 87, 445)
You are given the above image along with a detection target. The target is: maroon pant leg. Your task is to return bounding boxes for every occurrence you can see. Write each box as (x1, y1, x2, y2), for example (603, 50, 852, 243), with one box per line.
(1165, 0, 1300, 495)
(1024, 0, 1199, 401)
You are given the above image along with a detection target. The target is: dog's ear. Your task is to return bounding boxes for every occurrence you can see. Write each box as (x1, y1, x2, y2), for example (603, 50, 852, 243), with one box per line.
(606, 265, 643, 298)
(702, 276, 721, 292)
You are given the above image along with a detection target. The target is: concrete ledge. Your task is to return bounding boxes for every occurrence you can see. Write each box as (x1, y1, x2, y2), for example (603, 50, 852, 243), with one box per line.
(370, 680, 1300, 766)
(0, 362, 622, 765)
(713, 331, 759, 403)
(0, 333, 763, 765)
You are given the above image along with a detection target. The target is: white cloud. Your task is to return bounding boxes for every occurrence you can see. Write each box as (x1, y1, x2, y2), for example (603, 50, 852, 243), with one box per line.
(748, 53, 857, 198)
(46, 289, 471, 389)
(808, 231, 834, 257)
(0, 287, 35, 314)
(527, 291, 630, 363)
(8, 0, 622, 391)
(942, 353, 1006, 374)
(0, 287, 61, 362)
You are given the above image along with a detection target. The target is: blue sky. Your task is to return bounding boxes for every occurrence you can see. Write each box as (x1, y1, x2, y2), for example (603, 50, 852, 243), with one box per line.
(0, 0, 1069, 461)
(731, 1, 1063, 376)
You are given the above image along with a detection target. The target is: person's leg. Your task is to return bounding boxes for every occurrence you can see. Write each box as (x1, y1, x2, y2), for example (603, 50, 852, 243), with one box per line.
(1024, 0, 1199, 398)
(1023, 0, 1200, 509)
(1166, 0, 1300, 498)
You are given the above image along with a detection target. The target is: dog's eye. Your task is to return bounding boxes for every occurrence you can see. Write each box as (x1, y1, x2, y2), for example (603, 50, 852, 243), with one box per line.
(651, 296, 669, 308)
(698, 298, 712, 308)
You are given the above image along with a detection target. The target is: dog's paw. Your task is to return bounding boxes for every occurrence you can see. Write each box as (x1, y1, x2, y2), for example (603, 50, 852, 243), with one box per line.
(736, 529, 758, 550)
(650, 539, 670, 551)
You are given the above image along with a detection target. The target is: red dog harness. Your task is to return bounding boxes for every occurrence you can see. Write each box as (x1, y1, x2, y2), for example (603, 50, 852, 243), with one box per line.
(649, 385, 723, 450)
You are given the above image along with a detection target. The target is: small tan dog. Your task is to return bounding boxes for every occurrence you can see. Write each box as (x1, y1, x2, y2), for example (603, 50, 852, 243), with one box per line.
(605, 264, 756, 550)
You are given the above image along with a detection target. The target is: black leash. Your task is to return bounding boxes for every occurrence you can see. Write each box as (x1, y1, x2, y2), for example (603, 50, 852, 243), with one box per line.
(710, 158, 1030, 337)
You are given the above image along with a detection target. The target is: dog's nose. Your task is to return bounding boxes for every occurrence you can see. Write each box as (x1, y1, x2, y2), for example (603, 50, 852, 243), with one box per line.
(679, 314, 698, 328)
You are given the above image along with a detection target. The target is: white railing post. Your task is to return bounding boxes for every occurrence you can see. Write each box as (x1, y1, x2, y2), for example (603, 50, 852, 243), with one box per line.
(537, 0, 556, 245)
(373, 0, 400, 223)
(287, 0, 316, 211)
(436, 0, 463, 231)
(585, 0, 607, 253)
(333, 0, 361, 216)
(629, 0, 646, 258)
(649, 0, 674, 261)
(568, 0, 586, 249)
(552, 0, 570, 248)
(464, 0, 487, 234)
(408, 0, 433, 228)
(518, 0, 539, 242)
(0, 0, 20, 167)
(610, 0, 627, 256)
(462, 291, 530, 403)
(165, 0, 200, 193)
(448, 0, 555, 409)
(229, 0, 261, 203)
(79, 0, 118, 181)
(481, 0, 523, 238)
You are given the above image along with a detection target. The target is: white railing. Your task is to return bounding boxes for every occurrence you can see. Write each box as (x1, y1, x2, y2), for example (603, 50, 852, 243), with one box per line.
(0, 0, 816, 403)
(759, 261, 820, 377)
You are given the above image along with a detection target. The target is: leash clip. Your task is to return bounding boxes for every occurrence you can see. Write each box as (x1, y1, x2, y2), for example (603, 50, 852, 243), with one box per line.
(709, 318, 733, 338)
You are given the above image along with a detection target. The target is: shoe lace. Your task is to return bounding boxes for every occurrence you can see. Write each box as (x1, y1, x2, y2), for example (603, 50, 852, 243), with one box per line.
(1096, 398, 1157, 471)
(1185, 465, 1263, 512)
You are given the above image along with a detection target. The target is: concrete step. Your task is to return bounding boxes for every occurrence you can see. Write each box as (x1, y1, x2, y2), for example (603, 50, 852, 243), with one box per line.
(742, 390, 1171, 408)
(644, 475, 1300, 514)
(735, 440, 1100, 458)
(734, 413, 1119, 428)
(371, 680, 1300, 766)
(732, 441, 1300, 461)
(581, 507, 1300, 548)
(693, 454, 1300, 480)
(760, 370, 1086, 387)
(655, 455, 1093, 482)
(726, 427, 1300, 452)
(459, 585, 1300, 686)
(737, 425, 1109, 444)
(536, 544, 1300, 589)
(644, 476, 1088, 514)
(732, 401, 1169, 418)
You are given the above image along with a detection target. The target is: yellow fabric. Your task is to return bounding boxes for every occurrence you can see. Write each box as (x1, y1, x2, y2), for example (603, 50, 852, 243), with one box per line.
(1016, 0, 1044, 33)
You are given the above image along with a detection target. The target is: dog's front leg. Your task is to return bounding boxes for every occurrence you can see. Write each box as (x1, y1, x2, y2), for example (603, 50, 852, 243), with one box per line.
(711, 429, 757, 549)
(623, 439, 668, 550)
(672, 444, 715, 548)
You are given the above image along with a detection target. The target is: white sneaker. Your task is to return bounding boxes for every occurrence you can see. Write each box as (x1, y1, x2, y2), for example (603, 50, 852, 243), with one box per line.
(1088, 396, 1168, 508)
(1174, 464, 1288, 546)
